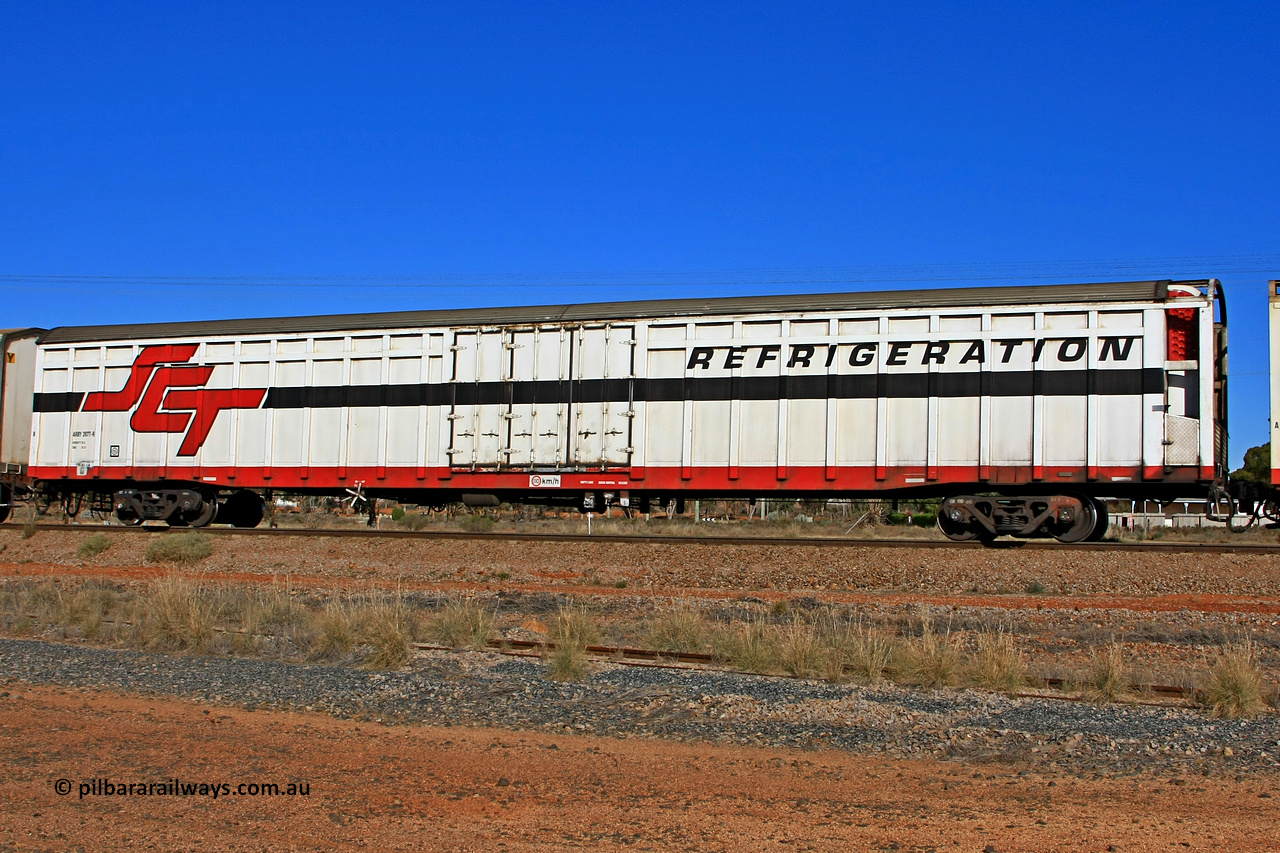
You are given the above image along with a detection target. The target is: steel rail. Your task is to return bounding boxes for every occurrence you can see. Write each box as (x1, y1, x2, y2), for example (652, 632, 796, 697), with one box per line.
(4, 520, 1280, 554)
(415, 638, 1200, 703)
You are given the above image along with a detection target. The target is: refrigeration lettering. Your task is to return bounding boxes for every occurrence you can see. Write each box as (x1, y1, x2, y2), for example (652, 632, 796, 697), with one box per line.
(684, 337, 1139, 370)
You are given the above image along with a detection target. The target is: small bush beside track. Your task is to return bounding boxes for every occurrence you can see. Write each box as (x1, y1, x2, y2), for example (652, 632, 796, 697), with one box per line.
(145, 532, 214, 564)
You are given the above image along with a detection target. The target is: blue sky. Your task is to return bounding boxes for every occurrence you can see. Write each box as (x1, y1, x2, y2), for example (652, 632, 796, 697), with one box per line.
(2, 2, 1278, 465)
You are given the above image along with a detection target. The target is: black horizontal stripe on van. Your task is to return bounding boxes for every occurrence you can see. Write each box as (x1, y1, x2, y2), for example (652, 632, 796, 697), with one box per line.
(32, 391, 86, 412)
(28, 368, 1162, 414)
(259, 368, 1161, 409)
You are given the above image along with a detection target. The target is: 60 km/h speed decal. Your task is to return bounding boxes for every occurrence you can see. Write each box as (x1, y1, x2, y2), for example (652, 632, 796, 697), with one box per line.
(529, 475, 562, 488)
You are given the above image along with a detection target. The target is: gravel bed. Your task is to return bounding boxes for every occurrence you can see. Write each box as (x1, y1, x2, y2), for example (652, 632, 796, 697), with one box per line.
(3, 637, 1278, 779)
(7, 526, 1280, 597)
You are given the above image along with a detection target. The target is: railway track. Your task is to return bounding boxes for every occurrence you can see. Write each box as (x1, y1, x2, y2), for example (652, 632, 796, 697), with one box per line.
(419, 638, 1200, 704)
(4, 520, 1280, 555)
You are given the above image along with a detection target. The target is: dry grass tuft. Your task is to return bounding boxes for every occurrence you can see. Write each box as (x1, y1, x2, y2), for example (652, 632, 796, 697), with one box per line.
(967, 629, 1027, 696)
(310, 598, 358, 660)
(427, 598, 495, 649)
(898, 609, 962, 688)
(544, 605, 598, 682)
(549, 605, 600, 649)
(145, 532, 213, 564)
(358, 597, 413, 670)
(544, 641, 589, 682)
(779, 619, 825, 678)
(230, 584, 311, 655)
(139, 576, 217, 652)
(64, 583, 119, 640)
(816, 615, 896, 684)
(1084, 642, 1130, 702)
(20, 504, 38, 540)
(715, 618, 781, 674)
(647, 604, 711, 653)
(1203, 639, 1265, 719)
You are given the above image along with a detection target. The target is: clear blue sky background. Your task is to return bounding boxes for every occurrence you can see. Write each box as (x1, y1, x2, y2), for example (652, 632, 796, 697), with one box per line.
(2, 2, 1278, 466)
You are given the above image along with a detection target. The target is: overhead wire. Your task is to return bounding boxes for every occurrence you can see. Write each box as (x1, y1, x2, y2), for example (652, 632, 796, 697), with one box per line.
(0, 253, 1278, 291)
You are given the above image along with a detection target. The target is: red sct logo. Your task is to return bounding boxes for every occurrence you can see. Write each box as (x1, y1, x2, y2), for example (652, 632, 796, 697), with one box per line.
(80, 344, 267, 456)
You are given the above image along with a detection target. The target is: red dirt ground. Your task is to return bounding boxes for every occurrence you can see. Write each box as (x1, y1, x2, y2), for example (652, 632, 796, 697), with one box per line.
(6, 559, 1280, 616)
(2, 685, 1277, 852)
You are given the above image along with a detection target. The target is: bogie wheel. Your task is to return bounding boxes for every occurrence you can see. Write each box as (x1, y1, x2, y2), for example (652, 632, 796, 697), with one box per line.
(183, 492, 218, 528)
(1085, 498, 1110, 541)
(0, 484, 9, 524)
(1049, 495, 1098, 543)
(115, 506, 143, 526)
(937, 506, 981, 542)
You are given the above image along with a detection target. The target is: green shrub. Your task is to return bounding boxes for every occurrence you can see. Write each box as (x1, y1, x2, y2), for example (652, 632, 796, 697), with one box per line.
(77, 534, 113, 560)
(459, 514, 496, 533)
(395, 512, 433, 531)
(550, 605, 599, 649)
(65, 584, 118, 639)
(390, 507, 406, 521)
(145, 532, 213, 564)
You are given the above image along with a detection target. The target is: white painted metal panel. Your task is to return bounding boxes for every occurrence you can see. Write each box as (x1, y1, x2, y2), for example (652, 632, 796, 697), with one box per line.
(937, 398, 979, 464)
(532, 328, 571, 466)
(885, 398, 927, 465)
(235, 362, 270, 466)
(787, 399, 827, 465)
(741, 400, 781, 466)
(0, 337, 37, 468)
(272, 361, 308, 466)
(35, 366, 69, 467)
(989, 398, 1032, 464)
(1043, 397, 1087, 465)
(572, 324, 633, 467)
(505, 329, 537, 467)
(309, 359, 343, 466)
(1099, 395, 1143, 465)
(645, 349, 684, 465)
(448, 331, 478, 467)
(834, 399, 876, 465)
(472, 330, 506, 467)
(198, 361, 236, 467)
(692, 400, 730, 465)
(1140, 308, 1166, 476)
(342, 357, 379, 468)
(99, 364, 133, 469)
(386, 357, 421, 466)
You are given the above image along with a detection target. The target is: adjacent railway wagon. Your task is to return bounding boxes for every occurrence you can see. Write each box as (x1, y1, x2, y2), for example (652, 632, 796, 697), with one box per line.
(0, 279, 1227, 541)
